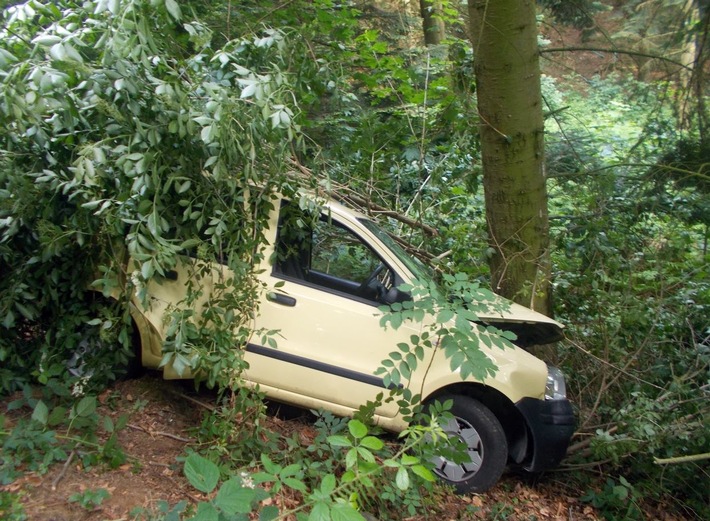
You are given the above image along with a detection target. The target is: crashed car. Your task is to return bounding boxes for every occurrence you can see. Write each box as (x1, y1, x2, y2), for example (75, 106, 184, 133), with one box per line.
(126, 192, 575, 493)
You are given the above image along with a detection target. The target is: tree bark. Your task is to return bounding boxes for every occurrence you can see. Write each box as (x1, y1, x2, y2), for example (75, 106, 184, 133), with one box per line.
(467, 0, 552, 315)
(420, 0, 445, 45)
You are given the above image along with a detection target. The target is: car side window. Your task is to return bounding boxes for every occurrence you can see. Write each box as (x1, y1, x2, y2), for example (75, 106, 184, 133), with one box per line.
(311, 219, 379, 282)
(274, 201, 395, 304)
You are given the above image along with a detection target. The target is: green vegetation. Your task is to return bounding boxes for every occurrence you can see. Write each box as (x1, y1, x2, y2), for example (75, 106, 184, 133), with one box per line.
(1, 0, 708, 520)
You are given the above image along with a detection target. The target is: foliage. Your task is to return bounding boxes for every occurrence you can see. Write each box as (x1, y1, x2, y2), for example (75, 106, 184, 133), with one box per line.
(68, 487, 110, 510)
(1, 384, 128, 486)
(179, 416, 441, 521)
(0, 2, 309, 513)
(377, 273, 515, 391)
(0, 0, 304, 395)
(582, 476, 643, 521)
(0, 488, 26, 521)
(537, 0, 608, 30)
(130, 500, 188, 521)
(544, 72, 709, 517)
(0, 1, 495, 518)
(193, 386, 276, 465)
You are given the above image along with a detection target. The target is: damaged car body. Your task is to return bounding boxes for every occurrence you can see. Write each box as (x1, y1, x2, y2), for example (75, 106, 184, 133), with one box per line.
(124, 193, 575, 493)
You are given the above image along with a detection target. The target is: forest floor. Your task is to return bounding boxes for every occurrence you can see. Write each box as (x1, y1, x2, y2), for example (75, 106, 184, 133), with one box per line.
(2, 374, 611, 521)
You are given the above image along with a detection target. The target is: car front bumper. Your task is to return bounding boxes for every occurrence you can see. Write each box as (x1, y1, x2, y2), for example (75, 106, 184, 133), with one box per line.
(515, 397, 576, 472)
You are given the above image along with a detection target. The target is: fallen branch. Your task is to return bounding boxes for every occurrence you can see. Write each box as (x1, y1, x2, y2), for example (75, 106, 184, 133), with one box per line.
(51, 450, 76, 491)
(165, 388, 216, 412)
(654, 452, 710, 465)
(286, 160, 439, 237)
(127, 423, 191, 443)
(558, 458, 615, 470)
(334, 191, 439, 237)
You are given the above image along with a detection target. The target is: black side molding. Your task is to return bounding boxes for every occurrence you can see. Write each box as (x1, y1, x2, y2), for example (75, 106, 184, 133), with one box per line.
(246, 343, 398, 389)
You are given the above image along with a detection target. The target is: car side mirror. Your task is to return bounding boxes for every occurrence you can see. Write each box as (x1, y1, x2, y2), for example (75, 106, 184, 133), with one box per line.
(382, 287, 411, 304)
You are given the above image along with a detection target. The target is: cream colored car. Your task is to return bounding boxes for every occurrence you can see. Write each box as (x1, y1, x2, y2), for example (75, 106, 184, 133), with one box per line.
(130, 193, 575, 493)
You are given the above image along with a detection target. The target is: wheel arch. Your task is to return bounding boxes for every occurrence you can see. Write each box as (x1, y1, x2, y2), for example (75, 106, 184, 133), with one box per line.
(423, 383, 530, 465)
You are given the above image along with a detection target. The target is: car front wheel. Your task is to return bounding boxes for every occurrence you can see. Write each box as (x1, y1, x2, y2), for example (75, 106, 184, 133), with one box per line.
(426, 394, 508, 494)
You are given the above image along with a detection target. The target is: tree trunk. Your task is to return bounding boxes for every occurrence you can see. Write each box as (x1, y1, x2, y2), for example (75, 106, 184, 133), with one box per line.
(420, 0, 445, 45)
(467, 0, 552, 315)
(691, 0, 709, 146)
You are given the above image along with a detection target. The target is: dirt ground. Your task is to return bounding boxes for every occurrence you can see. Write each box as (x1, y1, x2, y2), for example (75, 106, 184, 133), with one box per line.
(0, 373, 614, 521)
(3, 372, 699, 521)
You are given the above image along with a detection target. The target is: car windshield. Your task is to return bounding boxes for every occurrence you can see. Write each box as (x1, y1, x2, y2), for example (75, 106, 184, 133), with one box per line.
(359, 218, 436, 284)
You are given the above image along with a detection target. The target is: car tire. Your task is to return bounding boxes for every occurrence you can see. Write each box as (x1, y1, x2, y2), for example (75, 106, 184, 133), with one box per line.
(425, 394, 508, 494)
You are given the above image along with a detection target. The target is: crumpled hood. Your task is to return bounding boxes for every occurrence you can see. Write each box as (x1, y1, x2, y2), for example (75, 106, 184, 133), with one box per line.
(476, 299, 565, 347)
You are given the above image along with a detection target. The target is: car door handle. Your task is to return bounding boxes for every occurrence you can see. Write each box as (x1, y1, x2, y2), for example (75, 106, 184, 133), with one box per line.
(267, 292, 296, 307)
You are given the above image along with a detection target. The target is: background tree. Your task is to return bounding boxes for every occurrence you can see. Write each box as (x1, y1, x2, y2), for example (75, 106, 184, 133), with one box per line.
(419, 0, 445, 45)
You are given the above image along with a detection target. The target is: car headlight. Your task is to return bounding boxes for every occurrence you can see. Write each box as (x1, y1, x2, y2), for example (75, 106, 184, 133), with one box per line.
(545, 365, 567, 400)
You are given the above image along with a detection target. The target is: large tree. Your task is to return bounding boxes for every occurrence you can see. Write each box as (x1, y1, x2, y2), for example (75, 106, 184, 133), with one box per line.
(467, 0, 552, 315)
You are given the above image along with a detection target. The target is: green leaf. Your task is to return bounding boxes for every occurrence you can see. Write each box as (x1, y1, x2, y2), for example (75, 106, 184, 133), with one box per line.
(309, 501, 330, 521)
(32, 400, 48, 425)
(348, 419, 367, 439)
(215, 478, 255, 514)
(359, 436, 384, 451)
(283, 476, 308, 493)
(280, 463, 301, 478)
(74, 396, 97, 418)
(47, 405, 67, 427)
(411, 464, 436, 482)
(189, 501, 218, 521)
(437, 308, 455, 323)
(345, 447, 358, 468)
(327, 435, 352, 447)
(141, 260, 154, 280)
(356, 447, 375, 463)
(165, 0, 182, 20)
(115, 414, 129, 431)
(331, 503, 366, 521)
(260, 505, 280, 521)
(400, 454, 418, 466)
(320, 473, 336, 495)
(184, 453, 220, 494)
(261, 453, 280, 474)
(395, 466, 410, 490)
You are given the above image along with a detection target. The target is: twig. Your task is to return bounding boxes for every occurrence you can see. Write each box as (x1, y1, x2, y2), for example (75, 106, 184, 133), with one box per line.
(148, 461, 173, 468)
(127, 423, 191, 443)
(51, 450, 76, 491)
(332, 190, 439, 236)
(567, 337, 664, 390)
(285, 160, 439, 237)
(567, 426, 618, 454)
(558, 458, 614, 470)
(165, 388, 216, 412)
(540, 46, 690, 69)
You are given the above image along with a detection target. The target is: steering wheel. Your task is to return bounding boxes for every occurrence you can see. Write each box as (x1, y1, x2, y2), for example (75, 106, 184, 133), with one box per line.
(360, 263, 387, 298)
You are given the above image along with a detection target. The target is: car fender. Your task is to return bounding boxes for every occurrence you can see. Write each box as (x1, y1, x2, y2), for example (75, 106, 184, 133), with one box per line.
(419, 344, 548, 405)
